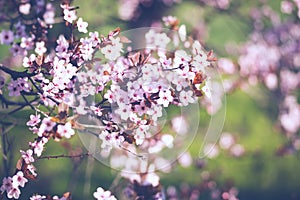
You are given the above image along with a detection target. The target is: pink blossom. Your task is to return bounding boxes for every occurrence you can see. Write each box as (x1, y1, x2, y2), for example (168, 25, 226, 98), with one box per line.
(27, 114, 41, 127)
(35, 41, 47, 55)
(23, 54, 36, 68)
(157, 89, 173, 107)
(29, 137, 48, 157)
(20, 149, 35, 164)
(57, 122, 75, 138)
(30, 194, 47, 200)
(0, 30, 14, 45)
(12, 171, 28, 188)
(38, 118, 56, 136)
(63, 9, 77, 23)
(179, 90, 195, 106)
(77, 18, 88, 33)
(0, 177, 13, 193)
(7, 187, 21, 199)
(93, 187, 117, 200)
(8, 80, 21, 96)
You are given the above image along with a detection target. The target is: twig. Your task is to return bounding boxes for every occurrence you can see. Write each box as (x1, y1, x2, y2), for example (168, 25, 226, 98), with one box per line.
(7, 97, 39, 115)
(37, 152, 91, 160)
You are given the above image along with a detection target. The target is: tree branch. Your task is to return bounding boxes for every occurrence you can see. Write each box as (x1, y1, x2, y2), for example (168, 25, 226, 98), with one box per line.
(0, 64, 35, 79)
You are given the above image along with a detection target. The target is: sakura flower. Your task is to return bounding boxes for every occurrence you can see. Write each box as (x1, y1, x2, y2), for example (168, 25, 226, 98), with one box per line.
(179, 90, 196, 106)
(91, 106, 103, 116)
(63, 9, 77, 23)
(143, 173, 160, 187)
(8, 80, 21, 96)
(89, 31, 100, 47)
(203, 143, 219, 159)
(178, 152, 193, 168)
(43, 3, 55, 24)
(7, 187, 21, 199)
(17, 77, 31, 92)
(154, 33, 171, 49)
(93, 187, 117, 200)
(20, 36, 35, 50)
(35, 41, 47, 55)
(230, 144, 245, 157)
(0, 177, 13, 193)
(0, 30, 14, 45)
(101, 44, 121, 61)
(173, 50, 191, 69)
(134, 128, 145, 145)
(27, 164, 37, 177)
(10, 44, 26, 56)
(219, 133, 235, 150)
(281, 1, 294, 14)
(57, 122, 75, 138)
(23, 54, 36, 68)
(161, 134, 174, 148)
(27, 114, 41, 127)
(30, 194, 47, 200)
(77, 17, 88, 33)
(29, 137, 48, 157)
(162, 16, 178, 26)
(20, 149, 35, 164)
(115, 103, 131, 120)
(217, 58, 235, 74)
(171, 116, 188, 135)
(12, 171, 28, 188)
(19, 3, 31, 15)
(157, 89, 173, 107)
(38, 117, 56, 136)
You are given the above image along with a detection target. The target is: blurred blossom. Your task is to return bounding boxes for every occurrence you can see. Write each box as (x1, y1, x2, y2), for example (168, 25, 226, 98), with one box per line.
(199, 0, 231, 9)
(203, 143, 219, 159)
(219, 132, 235, 150)
(281, 1, 294, 14)
(218, 58, 236, 74)
(279, 96, 300, 134)
(171, 116, 188, 135)
(19, 3, 31, 15)
(238, 42, 280, 78)
(230, 144, 245, 157)
(280, 70, 300, 93)
(0, 30, 14, 45)
(264, 73, 278, 90)
(178, 152, 193, 168)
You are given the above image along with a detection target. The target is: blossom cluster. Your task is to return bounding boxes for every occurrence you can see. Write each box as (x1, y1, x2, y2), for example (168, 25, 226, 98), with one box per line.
(217, 2, 300, 155)
(0, 1, 217, 199)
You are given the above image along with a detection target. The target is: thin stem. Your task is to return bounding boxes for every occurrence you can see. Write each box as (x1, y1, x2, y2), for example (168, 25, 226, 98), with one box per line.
(37, 152, 91, 160)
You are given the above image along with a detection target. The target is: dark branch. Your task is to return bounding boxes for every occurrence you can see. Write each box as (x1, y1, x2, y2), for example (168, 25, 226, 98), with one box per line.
(0, 65, 35, 79)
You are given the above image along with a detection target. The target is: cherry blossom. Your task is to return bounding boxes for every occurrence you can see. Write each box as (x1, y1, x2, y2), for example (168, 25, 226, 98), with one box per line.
(77, 18, 88, 33)
(7, 187, 21, 199)
(0, 1, 219, 199)
(63, 8, 77, 23)
(30, 194, 47, 200)
(57, 122, 75, 139)
(93, 187, 117, 200)
(0, 30, 14, 45)
(35, 41, 47, 55)
(0, 177, 13, 193)
(12, 171, 28, 188)
(20, 149, 35, 164)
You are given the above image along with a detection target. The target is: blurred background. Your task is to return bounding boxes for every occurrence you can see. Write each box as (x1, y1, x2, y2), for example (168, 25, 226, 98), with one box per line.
(1, 0, 300, 199)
